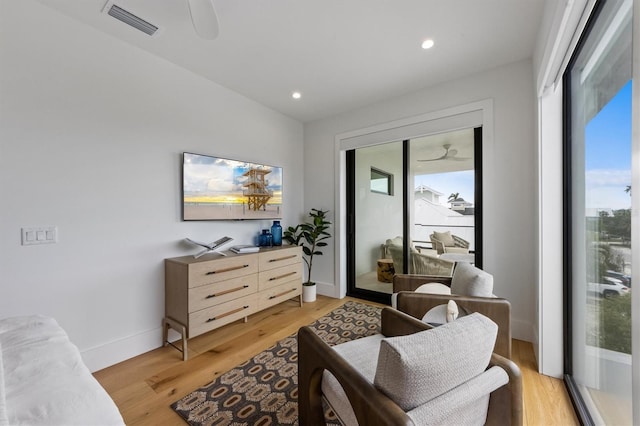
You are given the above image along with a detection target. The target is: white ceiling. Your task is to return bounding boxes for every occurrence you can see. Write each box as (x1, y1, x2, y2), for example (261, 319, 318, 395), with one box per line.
(36, 0, 546, 123)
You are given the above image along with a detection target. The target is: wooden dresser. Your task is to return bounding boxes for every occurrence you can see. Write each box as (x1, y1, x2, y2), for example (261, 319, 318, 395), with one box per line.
(163, 245, 303, 360)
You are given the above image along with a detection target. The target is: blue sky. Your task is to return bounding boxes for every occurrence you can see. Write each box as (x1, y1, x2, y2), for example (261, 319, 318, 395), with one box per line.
(414, 80, 632, 210)
(585, 80, 632, 210)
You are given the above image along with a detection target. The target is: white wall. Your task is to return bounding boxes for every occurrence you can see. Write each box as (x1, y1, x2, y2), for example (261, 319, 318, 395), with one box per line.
(0, 1, 304, 371)
(305, 60, 538, 341)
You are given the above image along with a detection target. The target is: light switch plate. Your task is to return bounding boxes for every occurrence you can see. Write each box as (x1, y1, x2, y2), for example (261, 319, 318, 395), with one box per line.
(22, 226, 57, 245)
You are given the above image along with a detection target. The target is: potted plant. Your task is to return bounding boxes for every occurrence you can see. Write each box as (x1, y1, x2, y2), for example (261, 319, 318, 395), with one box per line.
(283, 208, 332, 302)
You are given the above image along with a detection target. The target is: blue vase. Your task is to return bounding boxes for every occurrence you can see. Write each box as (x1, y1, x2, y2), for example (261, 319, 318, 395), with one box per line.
(271, 221, 282, 246)
(259, 229, 272, 247)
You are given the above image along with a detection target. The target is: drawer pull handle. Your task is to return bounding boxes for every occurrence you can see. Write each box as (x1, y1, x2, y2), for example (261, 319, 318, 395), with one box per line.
(268, 271, 297, 281)
(268, 255, 297, 263)
(206, 305, 250, 322)
(268, 288, 297, 300)
(206, 264, 249, 275)
(205, 285, 250, 299)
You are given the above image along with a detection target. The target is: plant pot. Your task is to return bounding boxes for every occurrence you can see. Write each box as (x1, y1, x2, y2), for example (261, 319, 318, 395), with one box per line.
(302, 284, 316, 302)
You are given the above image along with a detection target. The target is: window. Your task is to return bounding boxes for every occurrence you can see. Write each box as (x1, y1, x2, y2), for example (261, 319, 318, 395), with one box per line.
(370, 167, 393, 195)
(564, 0, 633, 423)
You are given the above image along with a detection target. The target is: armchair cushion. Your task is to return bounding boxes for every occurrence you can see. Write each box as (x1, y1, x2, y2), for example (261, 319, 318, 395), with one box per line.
(433, 231, 455, 247)
(451, 262, 494, 297)
(373, 313, 498, 411)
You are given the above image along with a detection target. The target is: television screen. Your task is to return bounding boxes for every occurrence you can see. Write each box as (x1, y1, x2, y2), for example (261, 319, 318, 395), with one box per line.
(182, 152, 283, 220)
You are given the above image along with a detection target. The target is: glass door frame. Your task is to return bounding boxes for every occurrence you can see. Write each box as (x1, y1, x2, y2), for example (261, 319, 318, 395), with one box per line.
(562, 0, 636, 423)
(345, 129, 483, 304)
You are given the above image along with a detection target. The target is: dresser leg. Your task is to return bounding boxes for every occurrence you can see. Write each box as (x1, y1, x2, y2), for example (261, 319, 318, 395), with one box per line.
(299, 294, 303, 307)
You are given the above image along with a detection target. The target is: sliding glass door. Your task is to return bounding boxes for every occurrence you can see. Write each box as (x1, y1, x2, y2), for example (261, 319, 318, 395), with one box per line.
(346, 128, 482, 304)
(564, 0, 634, 423)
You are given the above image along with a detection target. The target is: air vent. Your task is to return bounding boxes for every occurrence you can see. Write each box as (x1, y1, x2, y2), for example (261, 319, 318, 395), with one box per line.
(107, 4, 158, 36)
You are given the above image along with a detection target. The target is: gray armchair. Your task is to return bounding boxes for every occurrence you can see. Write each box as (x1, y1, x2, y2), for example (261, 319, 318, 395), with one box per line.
(298, 308, 523, 425)
(393, 262, 512, 359)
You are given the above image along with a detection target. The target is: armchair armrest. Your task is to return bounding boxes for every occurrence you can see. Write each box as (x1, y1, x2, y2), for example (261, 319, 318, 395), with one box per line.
(396, 292, 512, 359)
(431, 238, 446, 254)
(380, 307, 432, 337)
(297, 326, 413, 426)
(452, 234, 470, 249)
(393, 274, 453, 293)
(486, 354, 523, 426)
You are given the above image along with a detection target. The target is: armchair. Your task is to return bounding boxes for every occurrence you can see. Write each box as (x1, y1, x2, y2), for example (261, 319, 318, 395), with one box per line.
(393, 262, 512, 359)
(430, 231, 470, 255)
(298, 308, 523, 426)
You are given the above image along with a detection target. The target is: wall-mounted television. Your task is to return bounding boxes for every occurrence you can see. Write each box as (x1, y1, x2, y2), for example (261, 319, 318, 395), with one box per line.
(182, 152, 283, 220)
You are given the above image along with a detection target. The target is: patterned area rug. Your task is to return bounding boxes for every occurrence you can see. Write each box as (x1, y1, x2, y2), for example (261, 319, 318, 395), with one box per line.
(171, 301, 381, 426)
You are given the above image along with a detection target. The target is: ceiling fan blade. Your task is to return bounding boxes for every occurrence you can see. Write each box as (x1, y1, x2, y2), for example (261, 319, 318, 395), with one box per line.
(418, 144, 449, 162)
(418, 154, 447, 162)
(188, 0, 219, 40)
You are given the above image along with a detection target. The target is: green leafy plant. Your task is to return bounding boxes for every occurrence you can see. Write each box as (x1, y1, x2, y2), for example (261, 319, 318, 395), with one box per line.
(283, 209, 332, 286)
(598, 293, 631, 354)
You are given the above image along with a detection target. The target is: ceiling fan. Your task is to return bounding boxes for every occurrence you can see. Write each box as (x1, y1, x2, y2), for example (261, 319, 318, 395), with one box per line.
(187, 0, 219, 40)
(418, 144, 470, 162)
(105, 0, 219, 40)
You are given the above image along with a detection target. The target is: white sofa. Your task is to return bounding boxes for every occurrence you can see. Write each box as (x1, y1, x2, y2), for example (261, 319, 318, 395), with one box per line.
(0, 315, 124, 426)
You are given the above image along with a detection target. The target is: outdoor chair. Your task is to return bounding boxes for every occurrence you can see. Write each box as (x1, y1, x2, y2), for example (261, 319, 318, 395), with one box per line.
(387, 244, 455, 277)
(298, 308, 523, 425)
(430, 231, 470, 255)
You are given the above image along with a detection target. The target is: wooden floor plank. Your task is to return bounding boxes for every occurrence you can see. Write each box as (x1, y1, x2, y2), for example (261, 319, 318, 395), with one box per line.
(95, 296, 577, 425)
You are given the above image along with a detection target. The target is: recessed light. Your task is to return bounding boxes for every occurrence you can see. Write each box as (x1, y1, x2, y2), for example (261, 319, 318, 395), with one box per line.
(292, 92, 301, 99)
(421, 39, 434, 49)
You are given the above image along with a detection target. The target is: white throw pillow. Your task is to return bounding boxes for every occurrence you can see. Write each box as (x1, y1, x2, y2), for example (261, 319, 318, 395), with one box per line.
(433, 231, 455, 247)
(451, 262, 494, 297)
(374, 313, 498, 411)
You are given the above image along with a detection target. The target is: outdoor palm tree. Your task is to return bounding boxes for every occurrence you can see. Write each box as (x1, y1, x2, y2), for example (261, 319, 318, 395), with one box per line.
(448, 192, 460, 202)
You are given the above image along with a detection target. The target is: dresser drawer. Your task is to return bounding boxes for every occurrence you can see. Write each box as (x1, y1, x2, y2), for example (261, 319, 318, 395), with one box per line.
(189, 275, 258, 312)
(258, 263, 302, 291)
(259, 246, 302, 271)
(258, 280, 301, 310)
(189, 294, 258, 338)
(188, 255, 258, 288)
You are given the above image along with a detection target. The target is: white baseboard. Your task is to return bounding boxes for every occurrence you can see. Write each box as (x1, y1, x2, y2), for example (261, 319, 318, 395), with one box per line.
(512, 318, 535, 343)
(81, 327, 162, 372)
(316, 281, 342, 299)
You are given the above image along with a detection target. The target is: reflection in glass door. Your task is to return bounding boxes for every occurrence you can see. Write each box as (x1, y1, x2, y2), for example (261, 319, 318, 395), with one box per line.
(349, 140, 403, 303)
(564, 0, 633, 423)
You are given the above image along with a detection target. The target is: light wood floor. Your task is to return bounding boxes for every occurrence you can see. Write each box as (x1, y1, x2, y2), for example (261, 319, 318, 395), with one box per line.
(94, 296, 578, 425)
